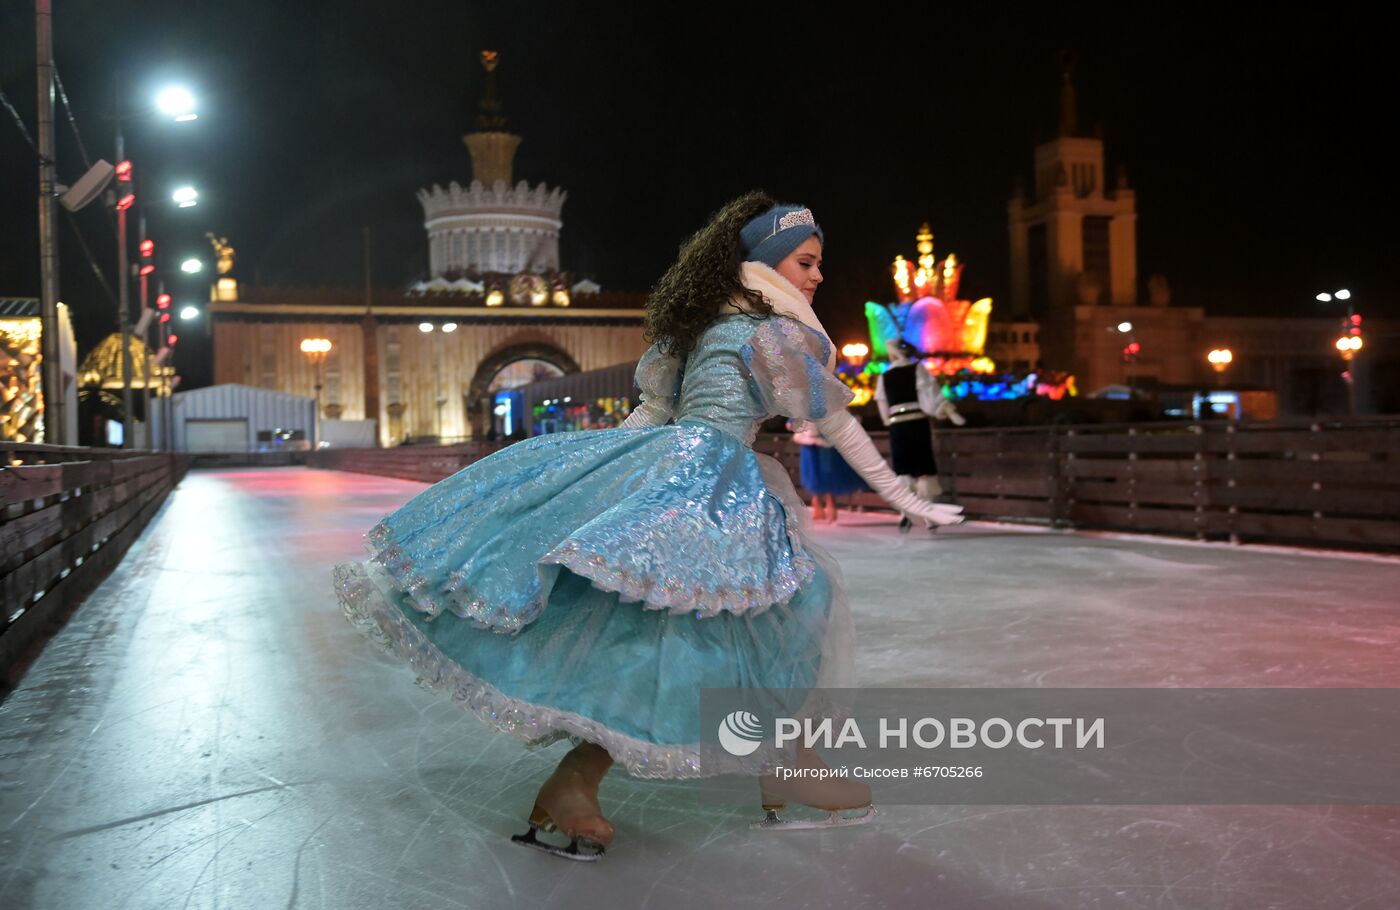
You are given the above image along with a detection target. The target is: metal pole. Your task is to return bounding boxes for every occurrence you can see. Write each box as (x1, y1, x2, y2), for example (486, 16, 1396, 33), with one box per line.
(363, 226, 372, 312)
(35, 0, 63, 445)
(117, 204, 133, 447)
(1342, 354, 1356, 418)
(314, 356, 323, 450)
(139, 215, 152, 448)
(144, 349, 154, 447)
(1347, 301, 1359, 418)
(115, 79, 135, 449)
(160, 315, 172, 451)
(167, 366, 173, 451)
(434, 335, 444, 440)
(158, 279, 169, 449)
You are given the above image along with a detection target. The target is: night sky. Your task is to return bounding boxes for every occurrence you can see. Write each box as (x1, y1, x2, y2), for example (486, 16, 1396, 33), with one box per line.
(2, 2, 1392, 385)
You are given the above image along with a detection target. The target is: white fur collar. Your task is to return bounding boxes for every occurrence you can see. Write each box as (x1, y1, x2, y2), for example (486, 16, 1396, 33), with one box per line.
(731, 261, 836, 369)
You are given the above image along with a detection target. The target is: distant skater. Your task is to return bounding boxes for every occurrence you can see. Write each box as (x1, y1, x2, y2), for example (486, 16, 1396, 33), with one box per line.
(875, 340, 965, 532)
(792, 417, 866, 522)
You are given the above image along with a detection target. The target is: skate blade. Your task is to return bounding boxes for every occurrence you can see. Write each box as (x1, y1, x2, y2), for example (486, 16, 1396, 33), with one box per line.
(750, 806, 878, 831)
(511, 826, 606, 861)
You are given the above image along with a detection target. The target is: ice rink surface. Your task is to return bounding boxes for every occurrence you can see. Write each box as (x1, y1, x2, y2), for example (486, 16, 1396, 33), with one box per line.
(2, 467, 1397, 909)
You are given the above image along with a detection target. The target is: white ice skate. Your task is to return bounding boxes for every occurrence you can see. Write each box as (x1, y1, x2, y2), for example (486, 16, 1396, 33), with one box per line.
(752, 778, 878, 830)
(751, 803, 879, 830)
(511, 801, 611, 861)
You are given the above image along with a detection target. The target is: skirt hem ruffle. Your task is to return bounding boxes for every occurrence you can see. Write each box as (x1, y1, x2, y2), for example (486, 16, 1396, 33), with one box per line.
(538, 540, 815, 619)
(333, 560, 789, 780)
(368, 514, 818, 632)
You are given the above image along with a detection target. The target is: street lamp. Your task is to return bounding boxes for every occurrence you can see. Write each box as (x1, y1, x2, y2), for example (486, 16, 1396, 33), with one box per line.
(109, 84, 199, 448)
(180, 258, 202, 273)
(1335, 334, 1363, 417)
(172, 186, 198, 208)
(1109, 322, 1140, 384)
(1318, 289, 1363, 417)
(299, 338, 333, 447)
(155, 86, 198, 121)
(179, 306, 200, 320)
(1207, 348, 1233, 382)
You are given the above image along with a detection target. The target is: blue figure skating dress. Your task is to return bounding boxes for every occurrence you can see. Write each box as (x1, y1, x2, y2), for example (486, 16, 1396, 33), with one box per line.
(334, 308, 857, 779)
(798, 434, 868, 497)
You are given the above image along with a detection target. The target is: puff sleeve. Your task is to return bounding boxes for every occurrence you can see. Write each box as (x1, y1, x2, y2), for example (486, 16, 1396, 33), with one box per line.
(740, 317, 855, 421)
(621, 344, 683, 428)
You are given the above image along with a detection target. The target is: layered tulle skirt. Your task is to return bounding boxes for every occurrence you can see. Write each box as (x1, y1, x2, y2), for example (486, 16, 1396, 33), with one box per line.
(334, 418, 852, 778)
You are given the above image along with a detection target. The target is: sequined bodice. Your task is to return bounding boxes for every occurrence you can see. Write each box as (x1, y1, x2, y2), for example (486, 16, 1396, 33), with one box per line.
(674, 316, 772, 444)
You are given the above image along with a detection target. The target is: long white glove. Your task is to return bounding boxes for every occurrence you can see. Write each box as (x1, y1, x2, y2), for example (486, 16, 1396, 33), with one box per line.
(813, 410, 964, 527)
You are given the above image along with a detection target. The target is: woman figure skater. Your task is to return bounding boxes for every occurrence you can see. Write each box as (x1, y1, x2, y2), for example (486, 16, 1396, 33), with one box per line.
(792, 417, 867, 522)
(334, 192, 962, 860)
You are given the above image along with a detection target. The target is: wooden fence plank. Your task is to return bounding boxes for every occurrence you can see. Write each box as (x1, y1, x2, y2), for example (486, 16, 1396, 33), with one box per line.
(1224, 513, 1400, 548)
(1064, 433, 1204, 455)
(1215, 459, 1397, 485)
(1071, 480, 1204, 507)
(1071, 503, 1216, 535)
(952, 477, 1056, 498)
(1213, 486, 1400, 516)
(1202, 428, 1400, 455)
(940, 433, 1056, 455)
(1066, 459, 1208, 482)
(957, 496, 1055, 520)
(0, 465, 67, 512)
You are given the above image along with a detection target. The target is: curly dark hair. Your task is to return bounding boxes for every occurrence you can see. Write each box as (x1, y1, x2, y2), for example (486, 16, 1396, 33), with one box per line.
(644, 190, 778, 356)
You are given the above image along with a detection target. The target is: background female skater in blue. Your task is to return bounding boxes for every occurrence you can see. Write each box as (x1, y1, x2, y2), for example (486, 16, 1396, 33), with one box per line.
(335, 191, 962, 860)
(793, 417, 867, 522)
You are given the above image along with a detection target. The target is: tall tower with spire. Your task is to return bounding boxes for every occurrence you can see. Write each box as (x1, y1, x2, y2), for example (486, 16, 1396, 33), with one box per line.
(1007, 55, 1141, 378)
(418, 51, 567, 277)
(1008, 56, 1138, 319)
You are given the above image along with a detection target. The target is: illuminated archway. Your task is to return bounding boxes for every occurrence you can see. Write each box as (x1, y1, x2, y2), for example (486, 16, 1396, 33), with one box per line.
(465, 342, 580, 437)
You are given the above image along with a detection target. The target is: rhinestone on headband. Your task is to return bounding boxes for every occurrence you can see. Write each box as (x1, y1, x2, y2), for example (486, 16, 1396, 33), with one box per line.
(776, 209, 816, 232)
(759, 208, 817, 243)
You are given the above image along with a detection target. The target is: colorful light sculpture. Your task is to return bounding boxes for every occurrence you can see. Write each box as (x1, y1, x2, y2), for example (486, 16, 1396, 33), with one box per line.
(843, 223, 1075, 405)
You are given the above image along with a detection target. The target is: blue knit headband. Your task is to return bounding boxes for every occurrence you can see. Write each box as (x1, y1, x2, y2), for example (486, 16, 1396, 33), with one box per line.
(740, 205, 824, 268)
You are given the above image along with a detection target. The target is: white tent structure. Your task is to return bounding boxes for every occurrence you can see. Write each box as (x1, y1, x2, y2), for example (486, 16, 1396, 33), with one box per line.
(151, 383, 316, 453)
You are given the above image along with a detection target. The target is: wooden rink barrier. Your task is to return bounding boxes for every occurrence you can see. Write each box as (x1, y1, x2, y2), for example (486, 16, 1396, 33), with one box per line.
(904, 418, 1398, 552)
(1, 444, 189, 688)
(315, 418, 1400, 554)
